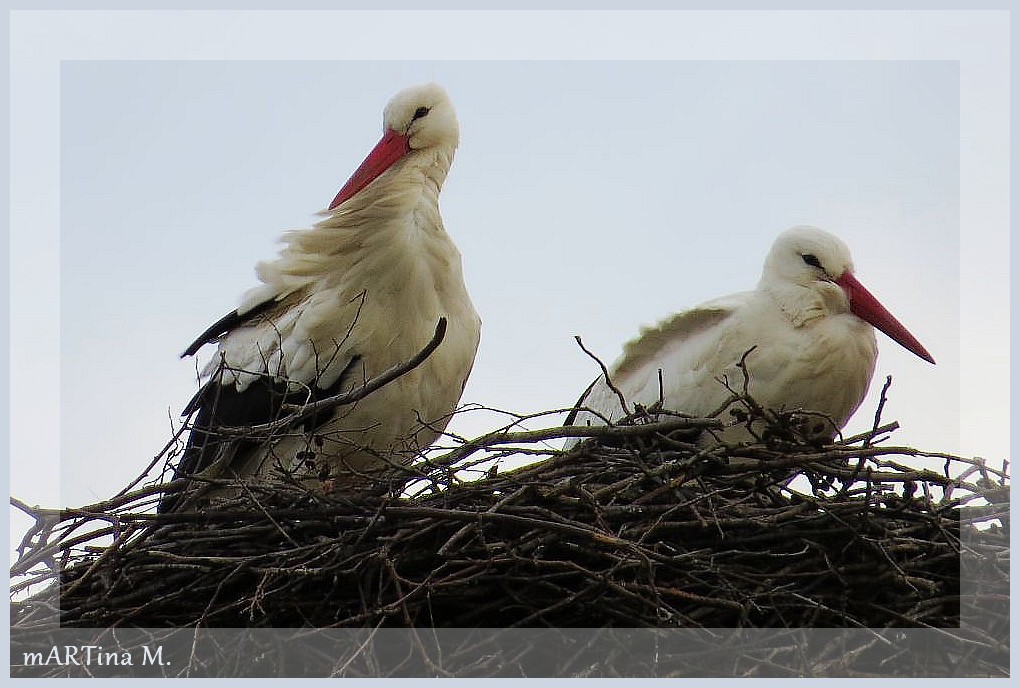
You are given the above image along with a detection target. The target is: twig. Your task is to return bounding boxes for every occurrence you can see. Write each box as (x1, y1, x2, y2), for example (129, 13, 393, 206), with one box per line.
(866, 375, 894, 448)
(574, 335, 630, 418)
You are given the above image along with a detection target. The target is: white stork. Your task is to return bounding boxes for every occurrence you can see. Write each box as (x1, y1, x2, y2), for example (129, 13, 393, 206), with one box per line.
(566, 226, 934, 444)
(161, 83, 480, 511)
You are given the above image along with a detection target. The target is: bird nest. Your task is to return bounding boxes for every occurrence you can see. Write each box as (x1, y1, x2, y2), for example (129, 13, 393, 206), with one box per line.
(9, 354, 1010, 677)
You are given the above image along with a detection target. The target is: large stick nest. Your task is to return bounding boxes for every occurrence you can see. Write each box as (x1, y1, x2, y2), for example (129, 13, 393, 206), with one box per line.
(9, 330, 1010, 677)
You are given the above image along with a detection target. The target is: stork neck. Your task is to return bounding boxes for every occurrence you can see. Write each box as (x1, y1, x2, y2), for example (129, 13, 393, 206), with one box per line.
(405, 147, 454, 207)
(762, 280, 828, 328)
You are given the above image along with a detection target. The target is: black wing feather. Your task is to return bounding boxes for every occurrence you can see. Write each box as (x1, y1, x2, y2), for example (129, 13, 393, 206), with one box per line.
(180, 297, 280, 358)
(562, 377, 598, 427)
(159, 376, 293, 513)
(160, 354, 362, 513)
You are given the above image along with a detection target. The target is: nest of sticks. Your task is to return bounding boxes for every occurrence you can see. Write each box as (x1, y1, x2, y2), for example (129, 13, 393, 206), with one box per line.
(9, 328, 1010, 677)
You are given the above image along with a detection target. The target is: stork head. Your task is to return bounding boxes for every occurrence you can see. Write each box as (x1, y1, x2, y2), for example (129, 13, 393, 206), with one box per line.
(383, 82, 459, 153)
(764, 225, 855, 290)
(329, 83, 459, 210)
(762, 225, 935, 364)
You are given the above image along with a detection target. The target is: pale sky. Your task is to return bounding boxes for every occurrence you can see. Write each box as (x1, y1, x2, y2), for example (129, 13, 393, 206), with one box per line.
(9, 12, 1010, 552)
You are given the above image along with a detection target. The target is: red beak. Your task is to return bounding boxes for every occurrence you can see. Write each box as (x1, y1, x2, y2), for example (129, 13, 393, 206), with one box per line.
(835, 271, 935, 364)
(328, 128, 411, 210)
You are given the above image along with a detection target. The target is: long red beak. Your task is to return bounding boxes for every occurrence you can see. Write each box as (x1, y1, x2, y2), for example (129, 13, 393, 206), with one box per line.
(328, 128, 411, 210)
(835, 271, 935, 364)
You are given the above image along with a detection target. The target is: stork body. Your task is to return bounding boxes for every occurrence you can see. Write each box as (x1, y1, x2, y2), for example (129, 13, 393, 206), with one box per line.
(162, 84, 480, 511)
(568, 226, 933, 443)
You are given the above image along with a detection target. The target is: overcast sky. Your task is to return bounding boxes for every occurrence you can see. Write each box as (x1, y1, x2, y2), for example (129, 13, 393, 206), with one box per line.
(9, 12, 1010, 550)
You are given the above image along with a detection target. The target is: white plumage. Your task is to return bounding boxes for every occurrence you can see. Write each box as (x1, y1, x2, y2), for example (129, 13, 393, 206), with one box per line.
(163, 84, 480, 510)
(568, 226, 933, 443)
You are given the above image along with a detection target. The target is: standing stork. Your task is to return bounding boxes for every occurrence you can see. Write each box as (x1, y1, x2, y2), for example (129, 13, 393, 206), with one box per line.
(566, 226, 934, 444)
(161, 83, 480, 512)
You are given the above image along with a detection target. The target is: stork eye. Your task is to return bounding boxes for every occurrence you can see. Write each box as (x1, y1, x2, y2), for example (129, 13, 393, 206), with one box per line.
(801, 253, 823, 269)
(412, 106, 430, 121)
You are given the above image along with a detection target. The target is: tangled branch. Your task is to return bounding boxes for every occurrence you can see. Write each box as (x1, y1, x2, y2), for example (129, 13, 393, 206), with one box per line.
(9, 368, 1009, 678)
